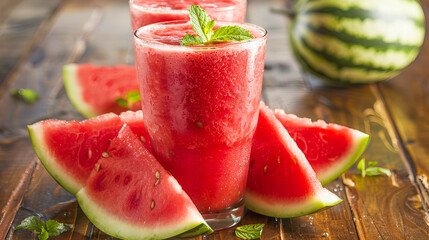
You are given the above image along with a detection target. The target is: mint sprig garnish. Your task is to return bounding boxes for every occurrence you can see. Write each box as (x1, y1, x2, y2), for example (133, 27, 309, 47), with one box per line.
(115, 90, 141, 108)
(235, 224, 264, 239)
(357, 158, 391, 177)
(14, 216, 73, 240)
(181, 5, 253, 45)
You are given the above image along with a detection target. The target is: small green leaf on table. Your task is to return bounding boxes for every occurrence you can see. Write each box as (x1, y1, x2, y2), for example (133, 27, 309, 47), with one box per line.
(45, 219, 73, 236)
(10, 88, 38, 104)
(14, 216, 44, 232)
(14, 216, 73, 240)
(38, 227, 49, 240)
(235, 224, 265, 239)
(357, 158, 391, 177)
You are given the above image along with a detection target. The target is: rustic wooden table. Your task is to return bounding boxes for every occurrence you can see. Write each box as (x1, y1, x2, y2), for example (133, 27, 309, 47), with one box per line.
(1, 0, 429, 239)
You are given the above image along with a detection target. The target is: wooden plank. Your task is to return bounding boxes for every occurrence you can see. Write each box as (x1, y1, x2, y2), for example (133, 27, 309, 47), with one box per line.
(7, 161, 89, 239)
(0, 157, 36, 237)
(377, 0, 429, 211)
(0, 0, 65, 90)
(7, 0, 429, 239)
(0, 0, 24, 26)
(265, 80, 429, 238)
(262, 0, 429, 237)
(7, 0, 359, 239)
(0, 0, 104, 239)
(4, 0, 138, 238)
(253, 0, 360, 239)
(362, 1, 429, 238)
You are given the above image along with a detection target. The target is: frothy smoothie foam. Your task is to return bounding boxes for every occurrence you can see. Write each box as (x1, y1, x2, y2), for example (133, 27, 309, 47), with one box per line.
(129, 0, 247, 30)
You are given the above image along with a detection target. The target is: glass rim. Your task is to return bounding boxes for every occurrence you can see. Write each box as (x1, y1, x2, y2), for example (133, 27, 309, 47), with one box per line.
(129, 0, 247, 13)
(133, 20, 268, 50)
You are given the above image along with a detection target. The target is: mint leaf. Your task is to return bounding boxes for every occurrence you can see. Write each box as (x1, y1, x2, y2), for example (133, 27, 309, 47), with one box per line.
(367, 161, 378, 167)
(357, 158, 366, 177)
(211, 25, 253, 42)
(14, 216, 44, 232)
(235, 224, 264, 239)
(11, 88, 38, 104)
(205, 19, 215, 37)
(126, 90, 141, 105)
(38, 227, 49, 240)
(357, 158, 391, 177)
(46, 220, 73, 237)
(182, 34, 203, 45)
(189, 5, 212, 42)
(14, 216, 73, 239)
(182, 5, 254, 45)
(366, 167, 391, 177)
(114, 98, 128, 107)
(115, 90, 140, 108)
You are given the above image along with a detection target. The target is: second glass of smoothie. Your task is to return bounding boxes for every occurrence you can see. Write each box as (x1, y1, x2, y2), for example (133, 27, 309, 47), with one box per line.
(133, 20, 267, 230)
(129, 0, 247, 30)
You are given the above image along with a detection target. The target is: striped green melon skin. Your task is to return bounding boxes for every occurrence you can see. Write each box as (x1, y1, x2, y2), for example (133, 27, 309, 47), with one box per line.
(290, 0, 425, 85)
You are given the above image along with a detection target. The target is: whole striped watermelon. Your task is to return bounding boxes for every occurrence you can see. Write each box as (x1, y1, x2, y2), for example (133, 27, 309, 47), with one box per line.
(289, 0, 425, 85)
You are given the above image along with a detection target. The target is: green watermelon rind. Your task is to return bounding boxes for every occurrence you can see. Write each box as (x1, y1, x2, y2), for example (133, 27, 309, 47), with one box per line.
(28, 123, 82, 195)
(245, 188, 342, 218)
(318, 131, 369, 186)
(63, 64, 99, 119)
(76, 188, 213, 239)
(275, 111, 370, 186)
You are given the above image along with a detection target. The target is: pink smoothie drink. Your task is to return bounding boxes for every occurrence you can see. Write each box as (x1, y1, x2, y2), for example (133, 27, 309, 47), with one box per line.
(129, 0, 247, 31)
(133, 21, 267, 215)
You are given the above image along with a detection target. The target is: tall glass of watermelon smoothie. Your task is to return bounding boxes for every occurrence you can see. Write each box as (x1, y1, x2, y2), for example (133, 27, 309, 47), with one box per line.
(129, 0, 247, 31)
(133, 20, 267, 230)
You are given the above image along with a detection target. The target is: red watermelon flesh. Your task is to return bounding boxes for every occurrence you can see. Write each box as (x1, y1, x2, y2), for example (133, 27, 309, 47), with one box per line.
(76, 124, 212, 239)
(274, 110, 369, 185)
(63, 64, 141, 118)
(245, 102, 342, 218)
(28, 111, 151, 195)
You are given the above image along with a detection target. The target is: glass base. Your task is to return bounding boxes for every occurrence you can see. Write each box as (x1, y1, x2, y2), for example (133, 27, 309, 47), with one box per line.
(202, 203, 244, 232)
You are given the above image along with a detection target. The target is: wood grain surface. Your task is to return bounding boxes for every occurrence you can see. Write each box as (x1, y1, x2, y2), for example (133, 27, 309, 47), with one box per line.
(1, 0, 429, 239)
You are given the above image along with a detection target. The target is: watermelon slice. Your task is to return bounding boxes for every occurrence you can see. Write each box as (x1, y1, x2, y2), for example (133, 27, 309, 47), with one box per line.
(63, 64, 141, 118)
(27, 111, 151, 195)
(274, 109, 369, 185)
(76, 124, 212, 239)
(245, 102, 342, 218)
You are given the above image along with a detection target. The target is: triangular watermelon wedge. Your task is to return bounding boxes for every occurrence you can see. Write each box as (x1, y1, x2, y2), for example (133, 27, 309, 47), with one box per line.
(274, 109, 369, 185)
(63, 64, 141, 118)
(77, 124, 212, 239)
(27, 111, 151, 195)
(245, 102, 342, 218)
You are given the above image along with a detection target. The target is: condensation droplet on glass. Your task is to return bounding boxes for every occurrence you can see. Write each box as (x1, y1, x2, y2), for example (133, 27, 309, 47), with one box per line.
(322, 232, 329, 238)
